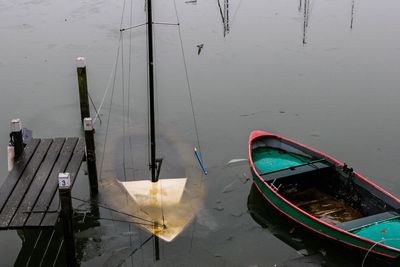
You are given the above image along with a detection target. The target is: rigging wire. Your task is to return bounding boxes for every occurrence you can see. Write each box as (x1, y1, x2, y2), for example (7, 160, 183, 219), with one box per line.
(73, 212, 157, 227)
(173, 0, 203, 157)
(92, 55, 120, 125)
(98, 32, 122, 181)
(172, 0, 204, 253)
(88, 93, 102, 124)
(71, 196, 156, 224)
(120, 23, 147, 32)
(117, 235, 153, 267)
(127, 1, 135, 265)
(92, 0, 127, 126)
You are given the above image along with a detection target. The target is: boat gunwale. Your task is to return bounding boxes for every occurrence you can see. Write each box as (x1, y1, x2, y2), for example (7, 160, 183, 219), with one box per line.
(248, 130, 400, 257)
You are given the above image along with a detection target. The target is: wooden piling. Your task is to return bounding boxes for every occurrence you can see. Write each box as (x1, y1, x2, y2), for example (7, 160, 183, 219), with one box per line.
(58, 173, 77, 267)
(155, 235, 160, 261)
(76, 57, 90, 123)
(83, 118, 98, 196)
(10, 119, 23, 158)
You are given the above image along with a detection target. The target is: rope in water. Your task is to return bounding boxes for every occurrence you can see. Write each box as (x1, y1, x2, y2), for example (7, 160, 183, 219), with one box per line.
(361, 238, 400, 267)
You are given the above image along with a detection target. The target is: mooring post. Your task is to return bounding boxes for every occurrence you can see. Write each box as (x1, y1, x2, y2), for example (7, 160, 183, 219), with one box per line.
(83, 118, 98, 196)
(76, 57, 90, 123)
(154, 235, 160, 260)
(10, 118, 23, 158)
(58, 173, 78, 267)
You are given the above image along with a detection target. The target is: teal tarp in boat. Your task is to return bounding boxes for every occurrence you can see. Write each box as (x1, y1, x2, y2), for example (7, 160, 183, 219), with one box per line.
(252, 147, 312, 174)
(351, 218, 400, 250)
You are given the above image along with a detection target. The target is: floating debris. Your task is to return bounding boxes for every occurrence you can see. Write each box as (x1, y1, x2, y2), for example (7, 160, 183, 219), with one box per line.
(226, 158, 248, 166)
(197, 44, 204, 55)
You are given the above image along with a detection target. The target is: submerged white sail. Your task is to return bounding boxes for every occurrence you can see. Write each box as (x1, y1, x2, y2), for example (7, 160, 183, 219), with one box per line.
(118, 178, 189, 242)
(119, 178, 187, 206)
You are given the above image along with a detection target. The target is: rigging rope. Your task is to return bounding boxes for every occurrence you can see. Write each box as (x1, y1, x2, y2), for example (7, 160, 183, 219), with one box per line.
(117, 235, 153, 267)
(88, 92, 102, 124)
(172, 0, 205, 253)
(173, 0, 203, 158)
(98, 32, 122, 181)
(71, 196, 156, 224)
(361, 238, 400, 267)
(91, 54, 120, 125)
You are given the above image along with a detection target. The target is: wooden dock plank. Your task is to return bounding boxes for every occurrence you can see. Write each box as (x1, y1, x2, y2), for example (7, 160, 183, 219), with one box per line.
(0, 139, 53, 228)
(9, 138, 66, 228)
(25, 138, 79, 228)
(41, 138, 85, 227)
(0, 139, 40, 213)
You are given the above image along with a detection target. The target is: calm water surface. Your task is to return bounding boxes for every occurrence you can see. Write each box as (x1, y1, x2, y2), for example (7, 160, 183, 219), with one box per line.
(1, 0, 400, 266)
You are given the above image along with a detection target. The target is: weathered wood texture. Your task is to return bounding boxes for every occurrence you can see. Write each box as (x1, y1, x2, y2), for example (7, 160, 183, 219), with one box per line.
(0, 138, 85, 229)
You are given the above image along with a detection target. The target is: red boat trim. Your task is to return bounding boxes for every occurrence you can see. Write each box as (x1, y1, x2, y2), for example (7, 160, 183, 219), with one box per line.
(248, 130, 400, 257)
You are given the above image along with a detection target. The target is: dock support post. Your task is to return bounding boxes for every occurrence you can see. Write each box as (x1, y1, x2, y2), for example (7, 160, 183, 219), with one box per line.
(10, 118, 23, 158)
(76, 57, 90, 123)
(83, 118, 98, 196)
(58, 173, 78, 267)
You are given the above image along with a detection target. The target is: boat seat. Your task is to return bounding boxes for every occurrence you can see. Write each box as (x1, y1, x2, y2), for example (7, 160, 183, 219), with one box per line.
(336, 211, 400, 231)
(260, 159, 332, 182)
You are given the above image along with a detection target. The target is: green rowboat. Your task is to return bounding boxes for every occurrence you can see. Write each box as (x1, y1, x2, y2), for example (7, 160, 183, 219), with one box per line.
(249, 130, 400, 261)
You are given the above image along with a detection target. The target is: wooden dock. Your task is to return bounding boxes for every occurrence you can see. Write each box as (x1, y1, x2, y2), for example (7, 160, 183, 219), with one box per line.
(0, 137, 85, 230)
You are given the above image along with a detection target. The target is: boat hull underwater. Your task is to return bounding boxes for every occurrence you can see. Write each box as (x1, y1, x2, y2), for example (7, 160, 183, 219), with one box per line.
(248, 130, 400, 261)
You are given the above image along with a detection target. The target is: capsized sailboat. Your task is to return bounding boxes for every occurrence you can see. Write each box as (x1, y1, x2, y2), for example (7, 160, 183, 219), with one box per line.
(118, 0, 189, 242)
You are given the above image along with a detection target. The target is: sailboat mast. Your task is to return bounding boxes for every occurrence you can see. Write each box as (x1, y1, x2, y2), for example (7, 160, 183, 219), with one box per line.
(147, 0, 157, 182)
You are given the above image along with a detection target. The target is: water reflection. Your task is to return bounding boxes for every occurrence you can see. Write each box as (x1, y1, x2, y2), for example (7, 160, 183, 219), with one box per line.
(217, 0, 230, 36)
(14, 200, 100, 266)
(350, 0, 356, 29)
(247, 184, 394, 267)
(299, 0, 311, 44)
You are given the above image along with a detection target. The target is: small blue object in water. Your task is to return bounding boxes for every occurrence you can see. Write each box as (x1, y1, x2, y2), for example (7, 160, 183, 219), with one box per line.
(194, 147, 207, 175)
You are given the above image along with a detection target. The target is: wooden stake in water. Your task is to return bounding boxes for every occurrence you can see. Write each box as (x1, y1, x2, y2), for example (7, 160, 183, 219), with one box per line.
(76, 57, 90, 123)
(58, 173, 77, 267)
(83, 118, 98, 196)
(10, 118, 23, 158)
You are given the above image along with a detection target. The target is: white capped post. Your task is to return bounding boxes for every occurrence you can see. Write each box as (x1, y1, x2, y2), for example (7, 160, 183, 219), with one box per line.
(58, 173, 71, 190)
(76, 57, 86, 68)
(11, 119, 22, 132)
(10, 118, 24, 158)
